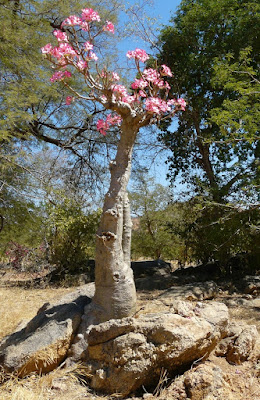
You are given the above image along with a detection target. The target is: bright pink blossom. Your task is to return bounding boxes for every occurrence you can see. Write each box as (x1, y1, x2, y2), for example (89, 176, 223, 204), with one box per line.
(145, 97, 170, 114)
(53, 30, 68, 42)
(51, 43, 77, 59)
(126, 48, 149, 63)
(50, 70, 71, 82)
(97, 113, 122, 135)
(176, 98, 186, 110)
(104, 21, 114, 34)
(97, 119, 109, 135)
(84, 41, 93, 51)
(81, 8, 100, 22)
(111, 84, 128, 98)
(77, 60, 88, 70)
(61, 15, 82, 27)
(161, 64, 173, 77)
(107, 114, 122, 125)
(131, 79, 148, 90)
(41, 43, 53, 54)
(112, 72, 120, 81)
(89, 51, 98, 61)
(139, 90, 147, 98)
(66, 96, 73, 105)
(143, 68, 160, 83)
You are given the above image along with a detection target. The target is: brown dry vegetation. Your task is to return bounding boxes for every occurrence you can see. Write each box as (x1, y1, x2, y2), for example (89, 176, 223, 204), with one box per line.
(0, 285, 259, 400)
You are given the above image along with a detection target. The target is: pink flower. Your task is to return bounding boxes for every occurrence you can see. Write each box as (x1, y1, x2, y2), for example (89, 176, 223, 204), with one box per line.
(131, 79, 148, 90)
(176, 98, 186, 110)
(81, 8, 100, 22)
(84, 41, 93, 51)
(126, 48, 149, 63)
(53, 30, 68, 42)
(51, 43, 77, 59)
(161, 64, 173, 77)
(112, 72, 120, 81)
(66, 96, 73, 105)
(111, 84, 128, 98)
(81, 21, 89, 31)
(97, 113, 122, 135)
(145, 97, 170, 114)
(50, 70, 71, 82)
(76, 60, 88, 70)
(139, 90, 147, 97)
(104, 21, 115, 34)
(107, 113, 122, 125)
(89, 51, 98, 61)
(41, 43, 53, 54)
(143, 68, 160, 83)
(97, 119, 109, 135)
(61, 15, 82, 27)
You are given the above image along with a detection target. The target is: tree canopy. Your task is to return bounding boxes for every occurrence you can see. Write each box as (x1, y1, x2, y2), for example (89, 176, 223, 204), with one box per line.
(157, 0, 259, 203)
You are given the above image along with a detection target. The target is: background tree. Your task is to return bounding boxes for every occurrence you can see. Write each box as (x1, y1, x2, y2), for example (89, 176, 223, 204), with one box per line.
(156, 0, 259, 203)
(130, 175, 185, 260)
(154, 0, 259, 268)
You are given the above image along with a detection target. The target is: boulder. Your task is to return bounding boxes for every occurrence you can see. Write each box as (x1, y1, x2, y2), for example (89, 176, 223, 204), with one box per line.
(184, 363, 229, 400)
(215, 322, 258, 364)
(82, 302, 229, 395)
(0, 283, 94, 376)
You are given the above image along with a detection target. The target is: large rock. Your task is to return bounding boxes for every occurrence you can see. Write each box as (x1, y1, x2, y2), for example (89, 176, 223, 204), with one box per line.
(184, 363, 228, 400)
(82, 301, 229, 395)
(215, 322, 258, 365)
(0, 283, 94, 376)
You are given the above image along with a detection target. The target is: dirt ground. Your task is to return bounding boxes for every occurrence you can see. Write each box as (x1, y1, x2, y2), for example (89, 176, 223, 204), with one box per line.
(0, 267, 259, 400)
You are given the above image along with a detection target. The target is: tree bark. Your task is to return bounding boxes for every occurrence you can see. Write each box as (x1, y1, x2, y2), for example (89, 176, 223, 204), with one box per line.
(89, 120, 138, 323)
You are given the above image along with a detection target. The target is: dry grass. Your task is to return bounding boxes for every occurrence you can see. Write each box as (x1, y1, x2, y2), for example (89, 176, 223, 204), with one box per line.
(0, 364, 106, 400)
(0, 287, 75, 340)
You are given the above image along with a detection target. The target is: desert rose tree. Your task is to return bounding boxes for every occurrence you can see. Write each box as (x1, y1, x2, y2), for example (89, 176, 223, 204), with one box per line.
(41, 8, 185, 323)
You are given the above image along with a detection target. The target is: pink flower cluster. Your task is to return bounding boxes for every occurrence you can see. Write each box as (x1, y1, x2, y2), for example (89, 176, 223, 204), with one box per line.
(97, 113, 122, 135)
(81, 8, 100, 22)
(50, 70, 71, 82)
(145, 97, 170, 114)
(53, 30, 68, 42)
(104, 21, 115, 34)
(66, 96, 74, 105)
(126, 48, 149, 63)
(41, 42, 77, 59)
(60, 9, 114, 35)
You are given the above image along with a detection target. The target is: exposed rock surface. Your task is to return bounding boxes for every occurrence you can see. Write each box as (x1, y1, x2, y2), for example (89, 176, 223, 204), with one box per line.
(0, 283, 94, 376)
(215, 322, 258, 365)
(82, 302, 229, 395)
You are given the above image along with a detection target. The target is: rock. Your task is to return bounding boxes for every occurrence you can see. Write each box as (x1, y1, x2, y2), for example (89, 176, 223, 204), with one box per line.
(159, 281, 219, 302)
(215, 322, 258, 364)
(226, 325, 258, 364)
(0, 283, 95, 376)
(82, 302, 229, 395)
(184, 363, 229, 400)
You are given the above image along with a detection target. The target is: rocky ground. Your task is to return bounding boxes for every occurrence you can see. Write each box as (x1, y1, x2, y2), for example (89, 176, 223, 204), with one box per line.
(0, 261, 259, 399)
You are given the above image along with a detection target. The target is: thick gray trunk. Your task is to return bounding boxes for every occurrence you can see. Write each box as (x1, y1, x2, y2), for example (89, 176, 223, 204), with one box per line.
(89, 121, 138, 323)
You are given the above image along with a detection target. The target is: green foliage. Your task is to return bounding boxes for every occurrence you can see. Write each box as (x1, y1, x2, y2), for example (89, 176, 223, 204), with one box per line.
(46, 192, 101, 273)
(157, 0, 259, 202)
(130, 177, 186, 261)
(210, 47, 260, 142)
(0, 142, 45, 257)
(183, 199, 260, 273)
(0, 0, 120, 141)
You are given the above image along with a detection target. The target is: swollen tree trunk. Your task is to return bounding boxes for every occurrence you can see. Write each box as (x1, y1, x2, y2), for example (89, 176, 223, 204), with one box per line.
(90, 120, 138, 323)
